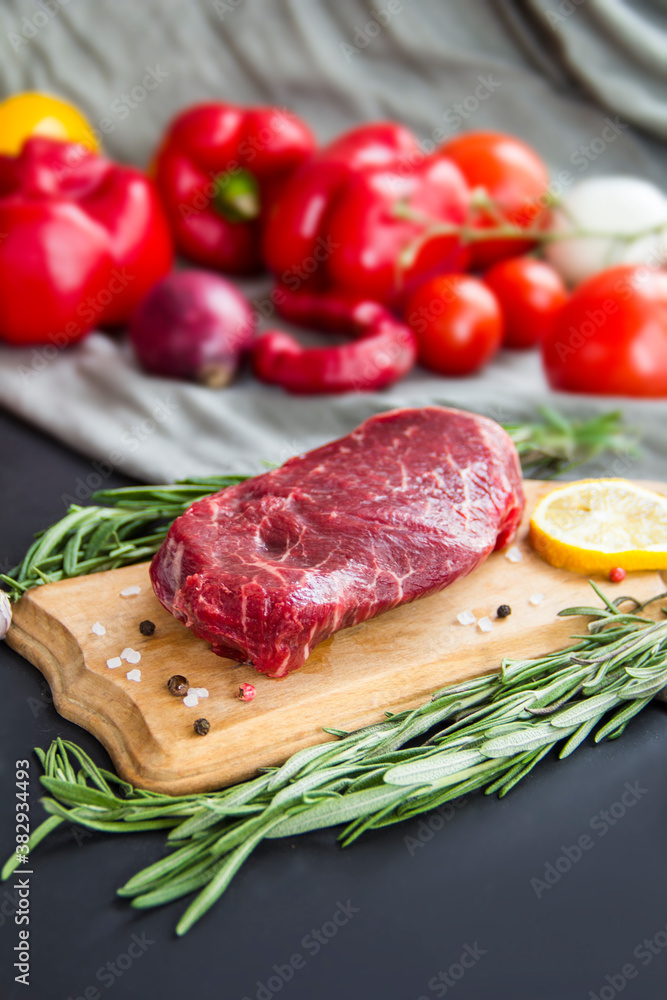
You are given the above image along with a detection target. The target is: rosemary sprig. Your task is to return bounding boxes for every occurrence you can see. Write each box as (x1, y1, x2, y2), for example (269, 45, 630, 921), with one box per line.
(0, 410, 637, 599)
(502, 407, 637, 479)
(4, 586, 665, 935)
(0, 475, 247, 599)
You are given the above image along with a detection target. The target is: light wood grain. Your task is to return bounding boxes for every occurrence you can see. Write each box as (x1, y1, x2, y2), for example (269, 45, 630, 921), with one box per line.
(6, 480, 667, 794)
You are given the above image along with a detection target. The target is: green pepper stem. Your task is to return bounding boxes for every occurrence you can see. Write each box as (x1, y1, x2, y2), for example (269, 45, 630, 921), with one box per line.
(213, 169, 260, 223)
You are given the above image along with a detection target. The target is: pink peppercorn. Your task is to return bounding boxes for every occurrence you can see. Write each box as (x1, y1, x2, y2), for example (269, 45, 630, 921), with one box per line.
(237, 683, 256, 702)
(609, 567, 626, 583)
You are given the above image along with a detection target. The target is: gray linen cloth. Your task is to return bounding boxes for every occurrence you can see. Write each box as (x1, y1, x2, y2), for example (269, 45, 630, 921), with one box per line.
(0, 0, 665, 482)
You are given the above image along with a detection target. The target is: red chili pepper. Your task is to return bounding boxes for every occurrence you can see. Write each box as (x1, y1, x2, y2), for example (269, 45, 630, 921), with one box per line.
(253, 286, 417, 394)
(263, 122, 470, 309)
(0, 137, 173, 346)
(152, 103, 316, 274)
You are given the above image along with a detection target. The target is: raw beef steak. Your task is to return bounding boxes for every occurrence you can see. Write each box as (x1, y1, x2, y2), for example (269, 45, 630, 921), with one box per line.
(150, 407, 524, 677)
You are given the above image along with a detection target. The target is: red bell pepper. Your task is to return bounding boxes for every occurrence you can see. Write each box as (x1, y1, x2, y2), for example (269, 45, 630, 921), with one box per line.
(253, 286, 417, 394)
(263, 122, 470, 310)
(0, 137, 173, 346)
(152, 103, 316, 274)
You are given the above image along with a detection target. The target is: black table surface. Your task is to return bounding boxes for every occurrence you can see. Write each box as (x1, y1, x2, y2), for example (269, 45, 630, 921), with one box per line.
(1, 407, 667, 1000)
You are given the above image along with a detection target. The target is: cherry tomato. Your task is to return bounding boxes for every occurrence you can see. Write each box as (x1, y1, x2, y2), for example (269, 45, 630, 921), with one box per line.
(406, 274, 503, 376)
(541, 264, 667, 396)
(484, 257, 567, 349)
(438, 132, 550, 269)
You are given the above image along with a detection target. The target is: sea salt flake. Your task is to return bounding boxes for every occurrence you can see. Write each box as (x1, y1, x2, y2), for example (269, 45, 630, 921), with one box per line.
(120, 585, 141, 597)
(456, 610, 477, 626)
(530, 593, 545, 606)
(91, 622, 106, 636)
(478, 617, 493, 633)
(106, 657, 122, 669)
(120, 647, 141, 663)
(505, 546, 523, 563)
(126, 668, 141, 682)
(183, 693, 199, 707)
(189, 687, 209, 699)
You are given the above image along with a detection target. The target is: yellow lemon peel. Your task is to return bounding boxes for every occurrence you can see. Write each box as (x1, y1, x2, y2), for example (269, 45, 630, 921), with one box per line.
(529, 479, 667, 574)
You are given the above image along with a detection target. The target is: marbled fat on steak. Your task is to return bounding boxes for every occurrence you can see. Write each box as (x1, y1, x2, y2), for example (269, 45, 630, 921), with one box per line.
(150, 407, 525, 677)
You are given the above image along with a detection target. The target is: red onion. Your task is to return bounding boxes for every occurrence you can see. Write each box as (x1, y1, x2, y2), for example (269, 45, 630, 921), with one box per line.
(129, 270, 255, 386)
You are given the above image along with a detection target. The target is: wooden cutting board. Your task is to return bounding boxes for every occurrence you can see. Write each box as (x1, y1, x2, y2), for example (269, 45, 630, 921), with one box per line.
(6, 480, 667, 795)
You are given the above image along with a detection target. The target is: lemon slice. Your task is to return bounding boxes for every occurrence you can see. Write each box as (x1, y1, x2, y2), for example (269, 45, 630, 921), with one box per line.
(529, 479, 667, 574)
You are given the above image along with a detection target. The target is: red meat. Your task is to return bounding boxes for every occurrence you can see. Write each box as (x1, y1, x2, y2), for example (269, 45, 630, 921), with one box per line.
(150, 407, 524, 677)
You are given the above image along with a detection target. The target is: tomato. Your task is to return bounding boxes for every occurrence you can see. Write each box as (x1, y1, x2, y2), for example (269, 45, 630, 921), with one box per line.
(541, 264, 667, 397)
(484, 257, 567, 349)
(406, 274, 503, 376)
(438, 132, 550, 269)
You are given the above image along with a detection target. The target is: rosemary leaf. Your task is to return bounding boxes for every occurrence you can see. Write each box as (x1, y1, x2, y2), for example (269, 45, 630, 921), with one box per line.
(549, 691, 621, 729)
(496, 746, 555, 798)
(479, 723, 565, 756)
(60, 741, 113, 794)
(209, 814, 275, 859)
(39, 777, 121, 810)
(176, 823, 279, 936)
(594, 698, 653, 742)
(558, 719, 600, 759)
(383, 750, 486, 786)
(0, 815, 63, 880)
(40, 799, 180, 833)
(265, 741, 346, 792)
(131, 859, 220, 910)
(169, 802, 250, 841)
(265, 786, 414, 839)
(118, 832, 222, 897)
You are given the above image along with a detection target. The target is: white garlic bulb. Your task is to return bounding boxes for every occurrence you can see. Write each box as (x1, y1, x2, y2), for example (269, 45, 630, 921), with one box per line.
(0, 590, 12, 639)
(545, 176, 667, 286)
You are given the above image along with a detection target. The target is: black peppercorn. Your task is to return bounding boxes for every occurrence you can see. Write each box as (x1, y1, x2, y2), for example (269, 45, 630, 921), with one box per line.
(139, 619, 156, 636)
(194, 718, 210, 736)
(497, 605, 512, 619)
(167, 674, 189, 696)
